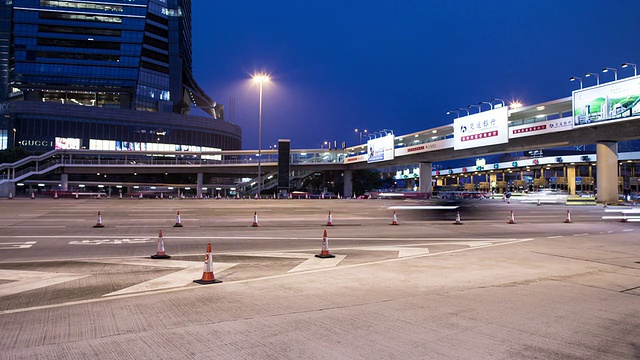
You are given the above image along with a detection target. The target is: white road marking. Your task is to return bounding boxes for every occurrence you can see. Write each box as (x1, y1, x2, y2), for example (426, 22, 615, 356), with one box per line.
(0, 241, 37, 250)
(547, 236, 563, 239)
(359, 246, 430, 257)
(68, 239, 154, 245)
(0, 269, 90, 297)
(288, 255, 346, 272)
(622, 229, 635, 232)
(0, 237, 536, 314)
(0, 235, 518, 241)
(573, 233, 589, 236)
(90, 259, 237, 297)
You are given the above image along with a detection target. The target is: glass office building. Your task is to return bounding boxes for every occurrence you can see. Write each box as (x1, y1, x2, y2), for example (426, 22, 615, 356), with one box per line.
(0, 0, 241, 152)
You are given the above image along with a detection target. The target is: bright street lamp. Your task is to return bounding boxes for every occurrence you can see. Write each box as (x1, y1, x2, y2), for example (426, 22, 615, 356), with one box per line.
(622, 62, 637, 76)
(252, 73, 270, 198)
(354, 128, 368, 144)
(602, 67, 618, 81)
(569, 76, 583, 89)
(490, 98, 505, 108)
(585, 72, 600, 85)
(457, 107, 469, 116)
(446, 110, 460, 118)
(12, 128, 16, 147)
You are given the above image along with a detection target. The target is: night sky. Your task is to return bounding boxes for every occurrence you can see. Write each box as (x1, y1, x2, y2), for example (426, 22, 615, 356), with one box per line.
(191, 1, 640, 150)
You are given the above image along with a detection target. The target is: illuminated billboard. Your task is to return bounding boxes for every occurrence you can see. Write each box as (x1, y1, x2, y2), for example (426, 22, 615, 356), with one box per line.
(367, 134, 395, 163)
(55, 137, 81, 150)
(573, 75, 640, 127)
(453, 107, 508, 150)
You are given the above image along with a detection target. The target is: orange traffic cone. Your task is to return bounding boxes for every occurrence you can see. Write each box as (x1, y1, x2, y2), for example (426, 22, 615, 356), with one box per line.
(251, 211, 259, 227)
(620, 212, 628, 223)
(315, 229, 335, 258)
(93, 211, 105, 228)
(391, 210, 399, 225)
(139, 193, 143, 199)
(507, 210, 516, 224)
(30, 192, 35, 199)
(8, 192, 13, 200)
(54, 192, 58, 199)
(75, 192, 79, 199)
(193, 243, 222, 284)
(173, 211, 183, 227)
(536, 198, 541, 206)
(96, 192, 101, 199)
(326, 211, 334, 226)
(564, 210, 572, 223)
(151, 230, 171, 259)
(119, 193, 123, 199)
(453, 211, 463, 225)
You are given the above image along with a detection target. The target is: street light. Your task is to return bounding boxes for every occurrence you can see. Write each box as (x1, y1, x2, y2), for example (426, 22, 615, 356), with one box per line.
(602, 67, 618, 81)
(622, 62, 637, 76)
(478, 101, 493, 111)
(12, 128, 16, 147)
(468, 104, 481, 113)
(446, 110, 460, 118)
(569, 76, 583, 89)
(490, 98, 505, 108)
(354, 128, 367, 144)
(585, 72, 600, 85)
(252, 73, 270, 198)
(457, 107, 469, 116)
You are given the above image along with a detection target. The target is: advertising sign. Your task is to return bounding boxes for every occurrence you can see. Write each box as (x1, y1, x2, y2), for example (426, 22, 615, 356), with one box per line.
(55, 137, 81, 150)
(453, 107, 508, 150)
(509, 117, 573, 139)
(367, 134, 394, 163)
(573, 75, 640, 127)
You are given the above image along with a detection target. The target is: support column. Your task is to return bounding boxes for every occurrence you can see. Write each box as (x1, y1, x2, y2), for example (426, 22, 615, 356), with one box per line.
(596, 141, 618, 204)
(197, 173, 203, 199)
(419, 162, 432, 195)
(567, 166, 576, 195)
(343, 171, 353, 198)
(61, 173, 68, 192)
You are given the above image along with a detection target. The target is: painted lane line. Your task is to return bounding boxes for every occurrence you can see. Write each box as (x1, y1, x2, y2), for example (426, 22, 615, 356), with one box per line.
(573, 233, 589, 236)
(546, 236, 563, 239)
(0, 269, 90, 297)
(69, 239, 154, 245)
(0, 235, 519, 241)
(622, 229, 635, 232)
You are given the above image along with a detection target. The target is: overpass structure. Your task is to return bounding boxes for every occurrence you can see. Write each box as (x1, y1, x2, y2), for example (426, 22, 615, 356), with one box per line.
(2, 74, 640, 203)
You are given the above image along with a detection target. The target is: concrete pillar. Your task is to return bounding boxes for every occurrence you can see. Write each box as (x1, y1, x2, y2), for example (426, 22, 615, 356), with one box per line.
(596, 141, 618, 204)
(343, 171, 353, 198)
(567, 166, 576, 195)
(61, 173, 68, 192)
(197, 173, 203, 199)
(419, 162, 432, 194)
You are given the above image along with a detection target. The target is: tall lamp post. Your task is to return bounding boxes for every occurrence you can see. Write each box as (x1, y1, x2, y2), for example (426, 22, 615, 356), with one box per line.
(585, 72, 600, 85)
(602, 67, 618, 81)
(622, 62, 637, 76)
(12, 128, 16, 147)
(569, 76, 583, 89)
(252, 73, 270, 198)
(354, 128, 367, 144)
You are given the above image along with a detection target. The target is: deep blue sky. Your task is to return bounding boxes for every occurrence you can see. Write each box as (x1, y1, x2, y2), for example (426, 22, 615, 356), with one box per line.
(191, 1, 640, 150)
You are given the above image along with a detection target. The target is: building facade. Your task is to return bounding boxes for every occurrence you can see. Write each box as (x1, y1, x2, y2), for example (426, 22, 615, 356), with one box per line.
(0, 0, 241, 152)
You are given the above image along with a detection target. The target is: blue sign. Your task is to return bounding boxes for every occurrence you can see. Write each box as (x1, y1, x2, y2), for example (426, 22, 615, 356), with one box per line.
(575, 177, 582, 181)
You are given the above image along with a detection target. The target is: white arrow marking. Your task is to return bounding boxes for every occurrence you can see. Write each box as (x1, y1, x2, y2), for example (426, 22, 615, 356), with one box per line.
(69, 239, 154, 245)
(87, 259, 238, 296)
(0, 241, 37, 250)
(0, 269, 89, 297)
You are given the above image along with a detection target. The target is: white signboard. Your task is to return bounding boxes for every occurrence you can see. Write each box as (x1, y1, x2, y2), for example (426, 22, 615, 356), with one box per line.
(573, 75, 640, 127)
(453, 107, 508, 150)
(509, 117, 573, 139)
(367, 134, 395, 163)
(55, 137, 81, 150)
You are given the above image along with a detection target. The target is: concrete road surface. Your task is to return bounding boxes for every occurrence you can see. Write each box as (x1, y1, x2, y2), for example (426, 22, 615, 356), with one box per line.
(0, 198, 638, 359)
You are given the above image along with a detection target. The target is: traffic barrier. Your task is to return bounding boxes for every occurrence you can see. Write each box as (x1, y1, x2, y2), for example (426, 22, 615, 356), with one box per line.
(93, 211, 105, 228)
(150, 230, 171, 259)
(315, 229, 335, 258)
(30, 192, 35, 199)
(193, 243, 222, 284)
(564, 210, 572, 223)
(173, 211, 183, 227)
(251, 211, 259, 227)
(54, 192, 58, 199)
(507, 210, 516, 224)
(453, 211, 463, 225)
(391, 210, 399, 225)
(326, 211, 334, 226)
